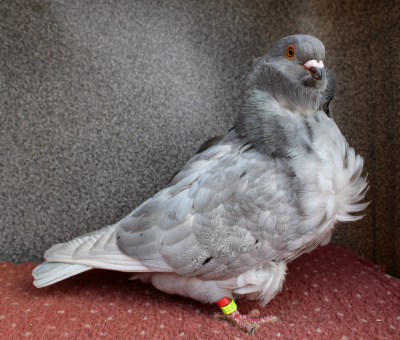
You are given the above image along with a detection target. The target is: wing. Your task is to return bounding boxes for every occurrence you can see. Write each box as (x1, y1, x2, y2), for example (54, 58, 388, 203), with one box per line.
(117, 135, 318, 280)
(166, 135, 225, 186)
(116, 140, 235, 261)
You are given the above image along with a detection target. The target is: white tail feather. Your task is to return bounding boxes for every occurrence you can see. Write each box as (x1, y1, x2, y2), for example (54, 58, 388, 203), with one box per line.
(32, 262, 92, 288)
(33, 224, 173, 288)
(43, 224, 150, 271)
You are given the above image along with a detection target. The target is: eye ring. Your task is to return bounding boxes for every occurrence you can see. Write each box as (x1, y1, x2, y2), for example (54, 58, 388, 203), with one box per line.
(286, 44, 296, 59)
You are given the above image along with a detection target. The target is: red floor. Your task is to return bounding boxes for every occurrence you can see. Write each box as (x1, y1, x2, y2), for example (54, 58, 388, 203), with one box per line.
(1, 244, 399, 339)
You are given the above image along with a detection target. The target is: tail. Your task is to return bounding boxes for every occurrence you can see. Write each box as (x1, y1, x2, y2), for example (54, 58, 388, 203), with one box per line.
(32, 223, 163, 288)
(32, 262, 92, 288)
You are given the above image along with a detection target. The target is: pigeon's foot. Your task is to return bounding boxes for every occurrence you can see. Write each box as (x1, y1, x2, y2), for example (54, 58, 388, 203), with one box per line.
(212, 309, 279, 335)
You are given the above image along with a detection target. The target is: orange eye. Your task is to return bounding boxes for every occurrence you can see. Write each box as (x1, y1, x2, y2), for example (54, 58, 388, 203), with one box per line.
(286, 45, 295, 59)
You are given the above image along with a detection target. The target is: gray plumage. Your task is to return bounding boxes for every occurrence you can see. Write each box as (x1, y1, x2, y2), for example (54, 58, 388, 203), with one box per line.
(33, 35, 368, 307)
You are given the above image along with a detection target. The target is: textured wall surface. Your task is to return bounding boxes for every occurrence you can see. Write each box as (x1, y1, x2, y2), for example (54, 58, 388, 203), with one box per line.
(365, 0, 400, 277)
(1, 0, 399, 276)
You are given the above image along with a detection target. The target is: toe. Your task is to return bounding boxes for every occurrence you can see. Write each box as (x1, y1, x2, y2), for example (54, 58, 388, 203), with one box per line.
(234, 319, 260, 335)
(245, 309, 262, 318)
(257, 315, 280, 324)
(211, 311, 226, 320)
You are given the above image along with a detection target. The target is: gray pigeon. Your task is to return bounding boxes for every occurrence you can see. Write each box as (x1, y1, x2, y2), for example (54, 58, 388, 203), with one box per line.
(32, 35, 368, 334)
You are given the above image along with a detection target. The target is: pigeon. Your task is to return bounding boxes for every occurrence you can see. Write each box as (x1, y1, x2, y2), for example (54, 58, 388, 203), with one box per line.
(32, 35, 368, 334)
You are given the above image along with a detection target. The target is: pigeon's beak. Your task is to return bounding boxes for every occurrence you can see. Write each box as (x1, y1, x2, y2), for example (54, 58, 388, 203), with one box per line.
(303, 60, 324, 81)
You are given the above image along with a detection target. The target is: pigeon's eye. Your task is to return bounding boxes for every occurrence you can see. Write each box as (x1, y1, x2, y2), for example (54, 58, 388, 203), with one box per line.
(286, 45, 296, 59)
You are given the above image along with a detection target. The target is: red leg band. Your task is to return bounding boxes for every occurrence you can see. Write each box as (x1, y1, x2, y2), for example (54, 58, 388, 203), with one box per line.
(216, 296, 232, 308)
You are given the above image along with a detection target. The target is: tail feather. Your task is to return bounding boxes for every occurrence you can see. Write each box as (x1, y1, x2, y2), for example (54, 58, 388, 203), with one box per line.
(43, 224, 151, 270)
(32, 262, 92, 288)
(32, 223, 173, 288)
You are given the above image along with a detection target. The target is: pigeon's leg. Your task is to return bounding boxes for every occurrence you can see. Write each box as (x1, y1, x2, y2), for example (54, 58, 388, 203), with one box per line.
(212, 297, 279, 335)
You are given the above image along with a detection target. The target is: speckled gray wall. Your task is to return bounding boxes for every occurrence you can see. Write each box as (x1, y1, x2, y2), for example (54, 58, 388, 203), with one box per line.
(365, 0, 400, 277)
(1, 0, 399, 276)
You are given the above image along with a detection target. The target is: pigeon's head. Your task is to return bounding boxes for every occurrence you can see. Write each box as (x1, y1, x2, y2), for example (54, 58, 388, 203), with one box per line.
(235, 35, 337, 156)
(261, 35, 326, 88)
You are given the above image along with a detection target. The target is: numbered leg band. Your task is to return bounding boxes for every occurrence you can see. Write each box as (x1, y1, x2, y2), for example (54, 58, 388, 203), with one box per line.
(216, 297, 237, 315)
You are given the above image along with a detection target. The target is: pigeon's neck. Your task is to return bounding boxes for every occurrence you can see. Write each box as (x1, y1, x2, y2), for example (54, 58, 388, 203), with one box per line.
(243, 62, 321, 113)
(234, 63, 325, 157)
